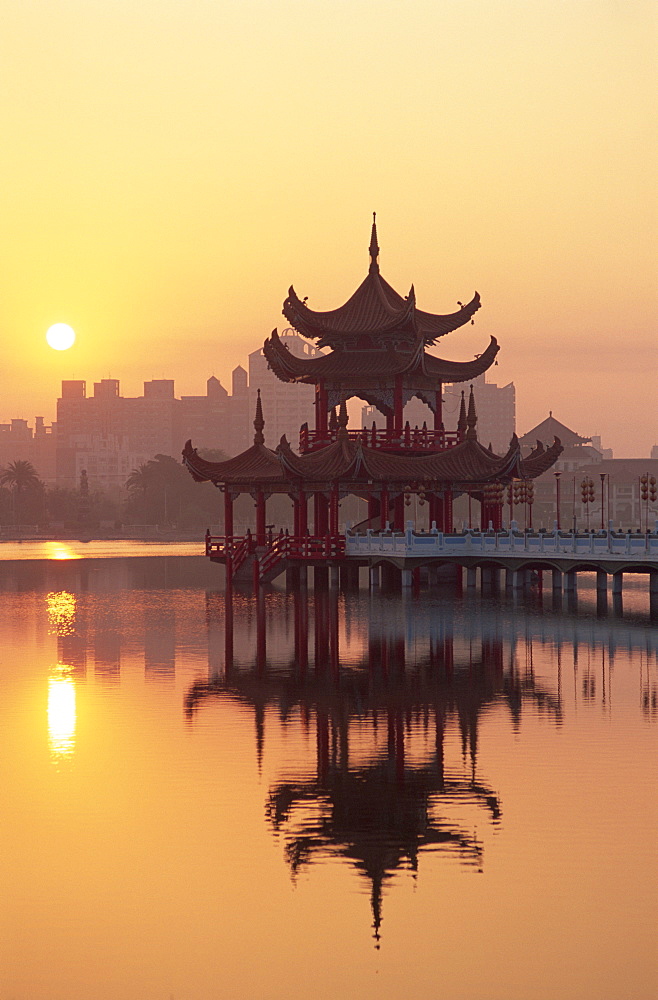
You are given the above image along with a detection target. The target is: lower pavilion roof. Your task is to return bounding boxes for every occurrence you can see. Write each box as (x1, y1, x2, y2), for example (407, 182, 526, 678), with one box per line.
(182, 431, 562, 491)
(263, 327, 499, 386)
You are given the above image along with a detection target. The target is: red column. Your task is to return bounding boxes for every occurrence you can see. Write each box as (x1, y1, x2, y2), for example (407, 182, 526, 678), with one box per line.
(256, 491, 266, 545)
(314, 492, 329, 535)
(429, 493, 444, 530)
(368, 493, 379, 525)
(329, 483, 339, 536)
(394, 494, 405, 531)
(394, 375, 403, 435)
(444, 490, 453, 533)
(298, 490, 307, 536)
(315, 382, 328, 438)
(224, 489, 234, 538)
(381, 486, 390, 527)
(434, 385, 443, 432)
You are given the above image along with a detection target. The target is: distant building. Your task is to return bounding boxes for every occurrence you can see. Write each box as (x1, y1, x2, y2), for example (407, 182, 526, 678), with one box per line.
(445, 372, 515, 455)
(517, 414, 658, 529)
(248, 329, 320, 449)
(0, 416, 56, 482)
(55, 370, 251, 491)
(362, 371, 515, 454)
(519, 412, 604, 472)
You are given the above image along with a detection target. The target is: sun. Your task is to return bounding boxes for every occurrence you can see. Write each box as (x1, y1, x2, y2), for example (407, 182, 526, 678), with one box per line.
(46, 323, 76, 351)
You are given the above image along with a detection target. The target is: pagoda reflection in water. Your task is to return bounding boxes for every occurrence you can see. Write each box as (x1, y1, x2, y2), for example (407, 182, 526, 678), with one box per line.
(186, 588, 562, 942)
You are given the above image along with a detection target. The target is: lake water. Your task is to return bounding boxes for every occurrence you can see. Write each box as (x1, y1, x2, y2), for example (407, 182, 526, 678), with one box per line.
(0, 547, 656, 1000)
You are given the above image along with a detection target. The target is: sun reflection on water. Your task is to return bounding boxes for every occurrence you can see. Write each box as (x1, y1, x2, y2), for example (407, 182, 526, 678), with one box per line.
(44, 542, 82, 561)
(48, 668, 77, 764)
(47, 591, 77, 636)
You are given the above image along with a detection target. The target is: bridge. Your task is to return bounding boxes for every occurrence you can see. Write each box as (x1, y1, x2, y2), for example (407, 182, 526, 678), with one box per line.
(345, 522, 658, 594)
(206, 522, 658, 601)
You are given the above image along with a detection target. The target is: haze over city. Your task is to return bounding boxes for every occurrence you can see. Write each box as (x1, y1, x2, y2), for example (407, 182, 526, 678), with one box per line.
(1, 1, 655, 457)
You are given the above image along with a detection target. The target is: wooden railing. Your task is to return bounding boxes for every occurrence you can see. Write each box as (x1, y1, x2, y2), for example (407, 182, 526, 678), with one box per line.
(299, 424, 460, 454)
(205, 532, 346, 579)
(205, 532, 255, 573)
(258, 533, 345, 579)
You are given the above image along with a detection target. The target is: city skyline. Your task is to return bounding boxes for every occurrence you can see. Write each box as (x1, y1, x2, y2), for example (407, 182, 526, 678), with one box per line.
(1, 2, 655, 456)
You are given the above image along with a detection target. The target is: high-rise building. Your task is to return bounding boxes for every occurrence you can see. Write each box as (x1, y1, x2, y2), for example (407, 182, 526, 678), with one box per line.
(362, 371, 515, 455)
(54, 370, 252, 491)
(248, 329, 320, 449)
(0, 416, 56, 482)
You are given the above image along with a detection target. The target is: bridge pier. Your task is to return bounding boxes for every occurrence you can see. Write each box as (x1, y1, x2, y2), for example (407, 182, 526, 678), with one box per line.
(596, 569, 608, 592)
(466, 566, 477, 589)
(612, 571, 623, 596)
(552, 568, 562, 593)
(329, 564, 340, 588)
(369, 564, 380, 589)
(650, 571, 658, 619)
(564, 570, 577, 593)
(401, 568, 413, 589)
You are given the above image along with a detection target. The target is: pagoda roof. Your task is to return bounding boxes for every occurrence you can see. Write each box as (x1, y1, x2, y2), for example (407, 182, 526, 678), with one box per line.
(183, 430, 562, 489)
(520, 413, 591, 448)
(263, 326, 499, 386)
(277, 430, 561, 486)
(183, 439, 282, 484)
(182, 388, 282, 484)
(283, 216, 481, 349)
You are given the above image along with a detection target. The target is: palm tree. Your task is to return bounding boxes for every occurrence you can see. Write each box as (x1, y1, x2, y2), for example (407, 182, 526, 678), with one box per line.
(126, 463, 153, 497)
(0, 460, 42, 524)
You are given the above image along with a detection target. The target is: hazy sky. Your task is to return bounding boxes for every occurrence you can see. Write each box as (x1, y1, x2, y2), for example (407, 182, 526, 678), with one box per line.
(1, 0, 655, 455)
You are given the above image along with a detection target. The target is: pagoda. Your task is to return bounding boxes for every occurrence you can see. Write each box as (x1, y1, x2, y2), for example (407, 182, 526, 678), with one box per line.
(265, 213, 497, 452)
(183, 219, 563, 586)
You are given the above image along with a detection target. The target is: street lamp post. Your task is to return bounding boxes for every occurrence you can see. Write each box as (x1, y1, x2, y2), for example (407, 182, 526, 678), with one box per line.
(600, 473, 606, 530)
(554, 471, 562, 530)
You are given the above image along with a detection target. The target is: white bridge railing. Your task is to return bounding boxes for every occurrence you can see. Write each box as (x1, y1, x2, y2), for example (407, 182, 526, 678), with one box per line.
(345, 522, 658, 564)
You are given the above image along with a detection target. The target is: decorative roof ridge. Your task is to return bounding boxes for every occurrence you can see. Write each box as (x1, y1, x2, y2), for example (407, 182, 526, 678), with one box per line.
(521, 436, 563, 478)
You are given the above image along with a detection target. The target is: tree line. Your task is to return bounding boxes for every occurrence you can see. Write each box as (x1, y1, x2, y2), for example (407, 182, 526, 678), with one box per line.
(0, 452, 227, 528)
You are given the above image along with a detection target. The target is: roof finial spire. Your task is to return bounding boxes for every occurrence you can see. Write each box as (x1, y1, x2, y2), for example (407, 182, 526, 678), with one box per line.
(466, 384, 478, 441)
(253, 388, 265, 446)
(369, 212, 379, 274)
(337, 398, 349, 440)
(457, 390, 467, 440)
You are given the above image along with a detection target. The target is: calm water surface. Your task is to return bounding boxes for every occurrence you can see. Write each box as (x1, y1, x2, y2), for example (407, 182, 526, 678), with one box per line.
(0, 548, 656, 1000)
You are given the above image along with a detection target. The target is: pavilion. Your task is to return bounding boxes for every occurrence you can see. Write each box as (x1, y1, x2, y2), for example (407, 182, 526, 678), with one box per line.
(183, 219, 562, 586)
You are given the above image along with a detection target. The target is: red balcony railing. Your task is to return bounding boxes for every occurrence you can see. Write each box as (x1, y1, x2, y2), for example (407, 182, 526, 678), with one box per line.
(299, 424, 460, 454)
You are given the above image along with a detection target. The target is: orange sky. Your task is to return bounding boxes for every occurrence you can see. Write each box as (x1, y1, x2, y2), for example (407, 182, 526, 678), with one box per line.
(1, 0, 655, 455)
